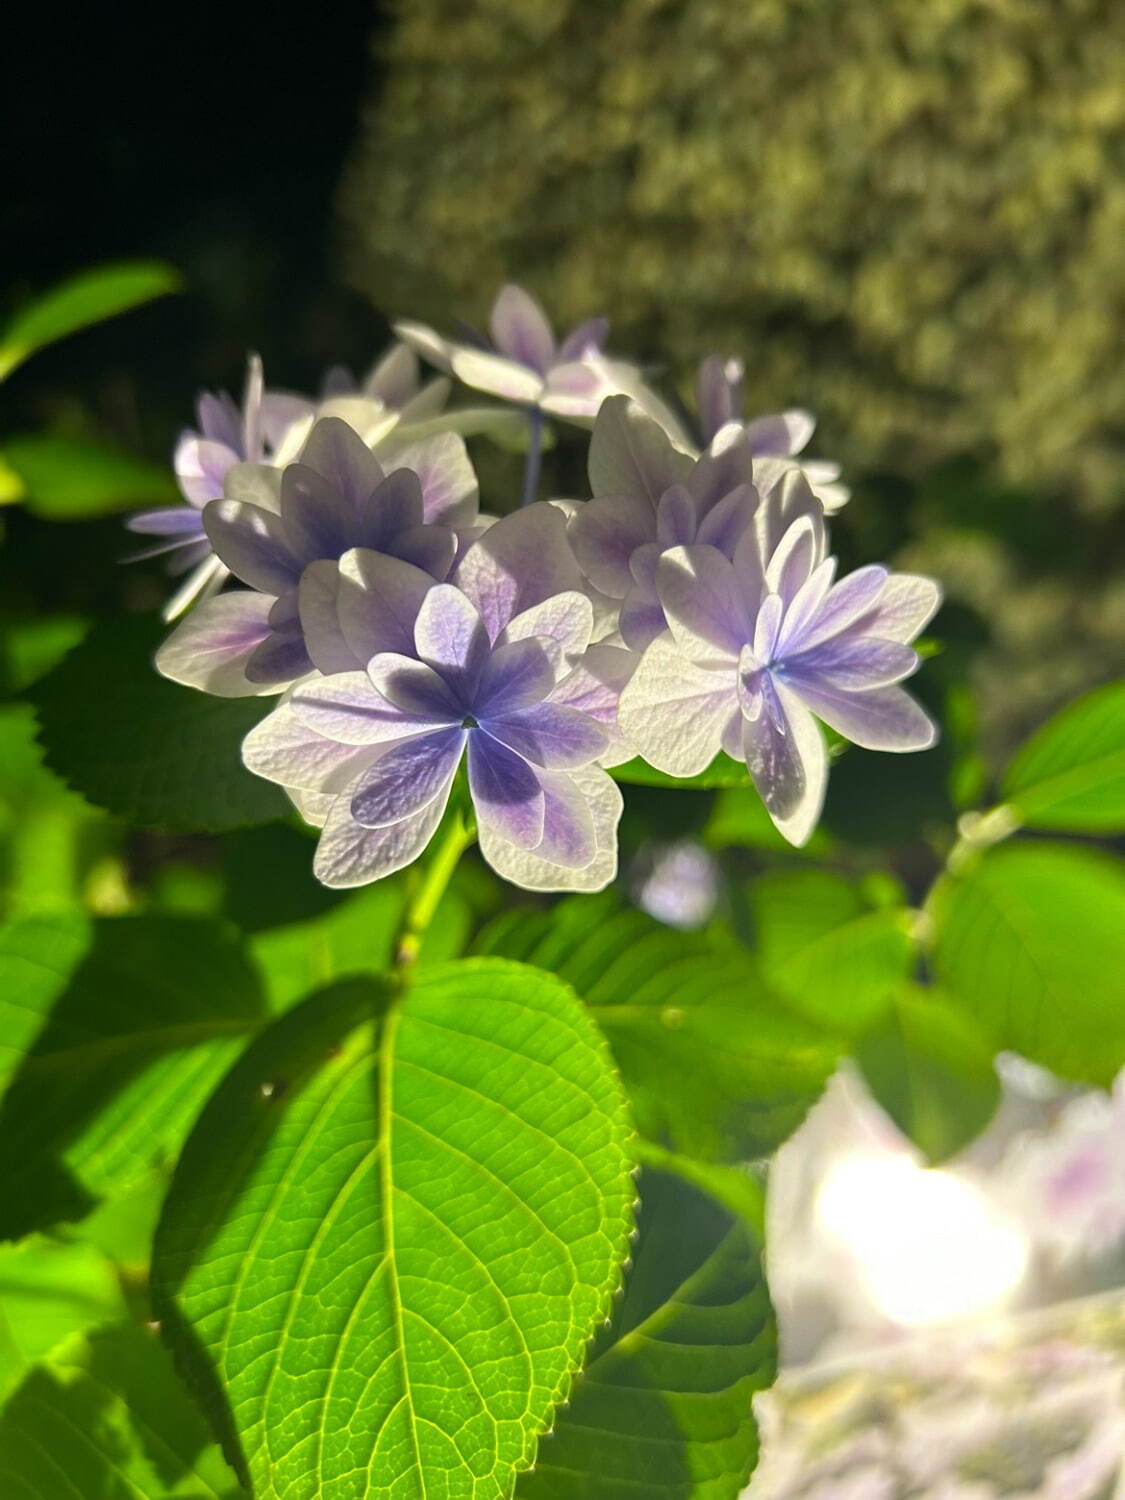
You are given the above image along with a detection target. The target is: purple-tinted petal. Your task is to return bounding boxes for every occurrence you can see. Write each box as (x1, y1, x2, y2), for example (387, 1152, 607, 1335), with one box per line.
(244, 627, 313, 686)
(695, 483, 757, 556)
(337, 548, 434, 663)
(393, 523, 458, 581)
(455, 503, 584, 639)
(379, 432, 478, 527)
(744, 409, 816, 458)
(497, 591, 594, 669)
(786, 679, 938, 752)
(557, 316, 609, 361)
(299, 562, 362, 675)
(203, 498, 299, 595)
(279, 463, 353, 561)
(774, 557, 837, 656)
(785, 564, 889, 654)
(540, 360, 611, 419)
(741, 677, 827, 847)
(357, 467, 424, 546)
(655, 545, 749, 665)
(314, 778, 451, 888)
(697, 355, 743, 443)
(482, 704, 607, 770)
(688, 425, 755, 512)
(753, 593, 784, 663)
(291, 673, 432, 746)
(350, 727, 464, 829)
(242, 700, 375, 792)
(786, 637, 918, 692)
(849, 573, 941, 644)
(757, 468, 826, 563)
(588, 395, 693, 504)
(619, 587, 669, 653)
(628, 542, 662, 593)
(300, 416, 385, 507)
(765, 516, 819, 605)
(414, 584, 490, 692)
(477, 764, 621, 891)
(366, 653, 461, 722)
(174, 436, 239, 507)
(127, 506, 207, 538)
(656, 485, 698, 547)
(468, 734, 546, 850)
(475, 638, 556, 716)
(260, 392, 315, 451)
(569, 491, 657, 599)
(450, 347, 544, 403)
(550, 642, 636, 767)
(155, 591, 276, 697)
(489, 284, 555, 373)
(196, 392, 243, 453)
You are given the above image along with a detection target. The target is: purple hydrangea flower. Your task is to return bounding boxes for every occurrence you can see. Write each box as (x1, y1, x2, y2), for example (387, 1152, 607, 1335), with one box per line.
(697, 354, 849, 513)
(618, 492, 940, 845)
(127, 355, 313, 620)
(155, 415, 481, 696)
(242, 504, 627, 891)
(569, 395, 772, 650)
(318, 339, 450, 422)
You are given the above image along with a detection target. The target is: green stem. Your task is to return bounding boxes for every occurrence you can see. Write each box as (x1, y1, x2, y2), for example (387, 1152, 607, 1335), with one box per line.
(393, 809, 477, 971)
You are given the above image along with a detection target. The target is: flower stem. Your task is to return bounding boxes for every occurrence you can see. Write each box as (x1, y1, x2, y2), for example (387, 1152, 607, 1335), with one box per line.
(520, 406, 544, 507)
(393, 808, 477, 971)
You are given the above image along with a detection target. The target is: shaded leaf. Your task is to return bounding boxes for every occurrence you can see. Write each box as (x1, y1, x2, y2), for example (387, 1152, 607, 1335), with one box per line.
(1002, 679, 1125, 833)
(931, 843, 1125, 1087)
(0, 1323, 244, 1498)
(153, 964, 633, 1500)
(517, 1168, 776, 1500)
(856, 986, 1001, 1164)
(749, 870, 915, 1035)
(0, 260, 181, 381)
(31, 613, 288, 832)
(476, 894, 838, 1162)
(0, 914, 266, 1238)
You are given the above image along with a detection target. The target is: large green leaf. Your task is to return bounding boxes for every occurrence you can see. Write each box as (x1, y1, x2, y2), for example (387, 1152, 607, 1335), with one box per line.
(0, 1323, 244, 1498)
(0, 260, 181, 381)
(475, 895, 838, 1162)
(930, 843, 1125, 1087)
(749, 870, 915, 1034)
(517, 1168, 776, 1500)
(1001, 679, 1125, 833)
(30, 613, 288, 832)
(0, 914, 266, 1238)
(4, 434, 178, 520)
(0, 1236, 124, 1404)
(153, 963, 634, 1499)
(855, 985, 1000, 1164)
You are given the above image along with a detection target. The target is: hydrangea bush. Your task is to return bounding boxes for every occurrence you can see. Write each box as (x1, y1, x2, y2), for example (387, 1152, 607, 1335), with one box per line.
(4, 272, 1125, 1500)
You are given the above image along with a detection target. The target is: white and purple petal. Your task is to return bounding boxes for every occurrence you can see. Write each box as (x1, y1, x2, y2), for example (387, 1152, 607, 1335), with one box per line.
(155, 591, 277, 697)
(349, 727, 465, 829)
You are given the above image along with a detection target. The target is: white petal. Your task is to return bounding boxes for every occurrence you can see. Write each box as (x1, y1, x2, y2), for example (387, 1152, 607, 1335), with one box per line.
(587, 395, 693, 503)
(314, 778, 452, 888)
(497, 590, 594, 669)
(450, 348, 545, 403)
(155, 592, 279, 698)
(242, 699, 375, 791)
(298, 562, 363, 675)
(392, 319, 456, 374)
(617, 633, 734, 776)
(453, 503, 583, 639)
(291, 673, 429, 746)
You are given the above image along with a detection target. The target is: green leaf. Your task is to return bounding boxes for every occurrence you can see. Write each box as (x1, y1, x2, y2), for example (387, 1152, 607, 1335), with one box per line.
(0, 1236, 124, 1404)
(516, 1168, 776, 1500)
(1001, 679, 1125, 833)
(4, 434, 178, 520)
(930, 843, 1125, 1087)
(0, 1323, 244, 1498)
(855, 985, 1001, 1164)
(0, 914, 266, 1238)
(612, 753, 749, 790)
(749, 870, 915, 1035)
(31, 613, 288, 832)
(153, 963, 634, 1499)
(0, 261, 181, 381)
(476, 895, 838, 1161)
(704, 785, 835, 854)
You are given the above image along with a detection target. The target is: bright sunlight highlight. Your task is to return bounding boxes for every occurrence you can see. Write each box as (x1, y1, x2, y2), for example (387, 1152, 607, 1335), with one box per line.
(816, 1156, 1029, 1327)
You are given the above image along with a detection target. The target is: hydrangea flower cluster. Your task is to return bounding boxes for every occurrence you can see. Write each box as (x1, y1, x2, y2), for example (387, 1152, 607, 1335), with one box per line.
(144, 286, 940, 891)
